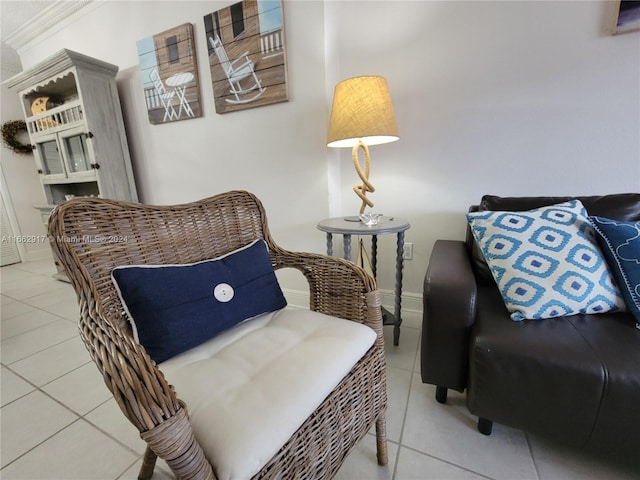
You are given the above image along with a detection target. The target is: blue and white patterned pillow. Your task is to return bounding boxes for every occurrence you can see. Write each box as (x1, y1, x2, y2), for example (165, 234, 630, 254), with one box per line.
(590, 216, 640, 328)
(467, 200, 626, 321)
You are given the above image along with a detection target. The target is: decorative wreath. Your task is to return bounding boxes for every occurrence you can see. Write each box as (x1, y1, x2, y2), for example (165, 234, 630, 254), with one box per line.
(1, 120, 32, 155)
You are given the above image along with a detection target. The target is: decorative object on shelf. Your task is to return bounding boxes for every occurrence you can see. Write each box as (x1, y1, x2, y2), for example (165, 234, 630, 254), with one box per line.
(327, 76, 399, 217)
(137, 23, 202, 125)
(204, 0, 288, 114)
(30, 95, 63, 115)
(30, 95, 63, 130)
(613, 0, 640, 34)
(1, 120, 31, 155)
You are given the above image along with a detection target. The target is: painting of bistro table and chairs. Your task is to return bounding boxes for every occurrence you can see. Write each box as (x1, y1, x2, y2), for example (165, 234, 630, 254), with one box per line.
(137, 23, 202, 124)
(204, 0, 288, 114)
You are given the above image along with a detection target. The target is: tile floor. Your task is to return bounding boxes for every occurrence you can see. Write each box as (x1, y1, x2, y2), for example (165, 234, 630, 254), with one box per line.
(2, 259, 639, 479)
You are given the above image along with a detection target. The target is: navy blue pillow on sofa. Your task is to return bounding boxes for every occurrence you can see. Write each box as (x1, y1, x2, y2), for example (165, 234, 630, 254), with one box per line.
(111, 240, 287, 363)
(590, 216, 640, 327)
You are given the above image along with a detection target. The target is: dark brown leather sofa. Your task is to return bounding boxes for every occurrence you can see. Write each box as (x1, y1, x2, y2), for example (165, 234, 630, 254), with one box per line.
(421, 194, 640, 456)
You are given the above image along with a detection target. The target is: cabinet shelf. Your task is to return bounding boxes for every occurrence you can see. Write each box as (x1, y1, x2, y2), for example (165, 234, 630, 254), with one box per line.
(41, 173, 96, 185)
(45, 182, 100, 205)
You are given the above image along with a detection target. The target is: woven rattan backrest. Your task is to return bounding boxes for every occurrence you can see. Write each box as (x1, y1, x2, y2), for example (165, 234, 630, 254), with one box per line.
(49, 190, 271, 333)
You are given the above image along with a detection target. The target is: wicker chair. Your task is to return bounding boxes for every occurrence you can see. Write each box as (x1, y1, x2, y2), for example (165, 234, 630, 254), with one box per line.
(48, 190, 388, 480)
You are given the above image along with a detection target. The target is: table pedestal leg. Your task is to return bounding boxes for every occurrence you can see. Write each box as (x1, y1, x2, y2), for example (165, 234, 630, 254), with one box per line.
(343, 234, 352, 261)
(325, 233, 333, 256)
(393, 231, 405, 346)
(371, 235, 378, 278)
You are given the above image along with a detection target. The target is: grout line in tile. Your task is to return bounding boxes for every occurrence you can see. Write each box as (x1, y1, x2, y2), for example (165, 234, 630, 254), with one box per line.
(115, 457, 145, 480)
(0, 415, 84, 472)
(2, 362, 88, 409)
(1, 299, 81, 364)
(411, 328, 420, 373)
(399, 442, 499, 480)
(1, 270, 154, 476)
(0, 363, 39, 406)
(394, 369, 502, 480)
(41, 360, 94, 388)
(3, 334, 79, 367)
(390, 368, 416, 480)
(2, 294, 78, 321)
(1, 366, 147, 473)
(1, 312, 61, 341)
(13, 286, 72, 304)
(80, 411, 145, 459)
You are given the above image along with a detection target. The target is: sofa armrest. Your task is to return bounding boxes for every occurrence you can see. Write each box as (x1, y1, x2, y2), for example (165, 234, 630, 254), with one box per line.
(421, 240, 477, 393)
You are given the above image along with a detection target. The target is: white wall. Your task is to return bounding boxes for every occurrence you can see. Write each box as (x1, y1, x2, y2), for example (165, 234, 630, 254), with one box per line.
(1, 50, 51, 261)
(325, 0, 640, 295)
(8, 0, 331, 295)
(2, 0, 639, 306)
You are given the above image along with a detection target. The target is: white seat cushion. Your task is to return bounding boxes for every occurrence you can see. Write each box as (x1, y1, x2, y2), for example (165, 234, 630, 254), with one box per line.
(160, 308, 377, 480)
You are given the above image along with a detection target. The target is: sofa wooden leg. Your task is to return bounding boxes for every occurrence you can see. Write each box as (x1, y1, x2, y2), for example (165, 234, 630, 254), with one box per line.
(435, 386, 448, 404)
(477, 417, 493, 435)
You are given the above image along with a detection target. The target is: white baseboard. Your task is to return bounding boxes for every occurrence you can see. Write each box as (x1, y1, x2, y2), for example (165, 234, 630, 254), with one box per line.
(282, 288, 423, 330)
(380, 289, 423, 330)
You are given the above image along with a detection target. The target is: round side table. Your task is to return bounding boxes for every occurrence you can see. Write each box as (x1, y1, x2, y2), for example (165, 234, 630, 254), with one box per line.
(317, 216, 410, 346)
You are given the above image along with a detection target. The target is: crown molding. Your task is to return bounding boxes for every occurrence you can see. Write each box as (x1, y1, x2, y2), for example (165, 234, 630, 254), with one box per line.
(4, 1, 95, 52)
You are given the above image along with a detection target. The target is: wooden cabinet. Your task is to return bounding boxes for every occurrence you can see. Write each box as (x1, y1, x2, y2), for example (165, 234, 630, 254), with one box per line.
(7, 49, 138, 279)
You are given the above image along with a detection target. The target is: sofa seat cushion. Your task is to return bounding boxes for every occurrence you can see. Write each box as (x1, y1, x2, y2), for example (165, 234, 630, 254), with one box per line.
(566, 313, 640, 455)
(467, 286, 608, 446)
(160, 307, 377, 480)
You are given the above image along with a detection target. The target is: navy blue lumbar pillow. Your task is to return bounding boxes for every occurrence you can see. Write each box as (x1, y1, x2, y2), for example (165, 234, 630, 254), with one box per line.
(590, 216, 640, 328)
(111, 240, 287, 363)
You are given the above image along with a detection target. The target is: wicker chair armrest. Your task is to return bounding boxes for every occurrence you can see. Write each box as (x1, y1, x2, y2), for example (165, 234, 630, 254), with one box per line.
(76, 292, 217, 479)
(77, 295, 178, 430)
(270, 248, 383, 339)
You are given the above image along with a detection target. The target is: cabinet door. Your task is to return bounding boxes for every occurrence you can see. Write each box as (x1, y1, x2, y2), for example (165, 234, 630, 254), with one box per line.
(60, 127, 92, 176)
(35, 137, 66, 179)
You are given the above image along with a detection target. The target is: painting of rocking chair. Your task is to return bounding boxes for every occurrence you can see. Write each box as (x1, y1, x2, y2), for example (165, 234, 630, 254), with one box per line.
(209, 35, 266, 105)
(204, 0, 288, 114)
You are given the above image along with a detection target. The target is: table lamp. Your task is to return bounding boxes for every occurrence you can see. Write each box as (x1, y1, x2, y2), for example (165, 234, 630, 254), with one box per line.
(327, 76, 399, 218)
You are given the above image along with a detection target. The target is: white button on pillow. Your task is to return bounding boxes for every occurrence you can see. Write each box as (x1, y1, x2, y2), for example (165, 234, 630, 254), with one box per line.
(214, 283, 234, 302)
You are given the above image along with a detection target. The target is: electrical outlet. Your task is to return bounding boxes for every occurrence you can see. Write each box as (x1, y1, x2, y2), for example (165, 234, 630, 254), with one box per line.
(403, 243, 413, 260)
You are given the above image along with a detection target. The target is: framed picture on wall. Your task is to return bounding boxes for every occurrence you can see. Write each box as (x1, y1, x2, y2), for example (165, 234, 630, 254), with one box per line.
(613, 0, 640, 34)
(137, 23, 202, 124)
(204, 0, 288, 114)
